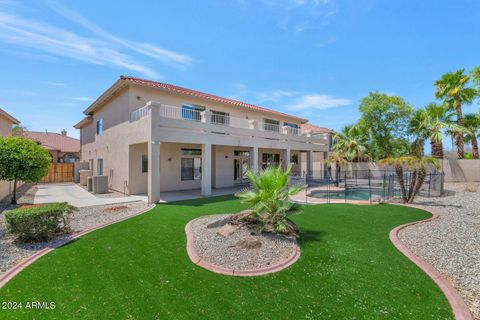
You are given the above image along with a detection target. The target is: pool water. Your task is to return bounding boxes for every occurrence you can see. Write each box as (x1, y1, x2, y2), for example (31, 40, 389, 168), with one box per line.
(309, 188, 379, 201)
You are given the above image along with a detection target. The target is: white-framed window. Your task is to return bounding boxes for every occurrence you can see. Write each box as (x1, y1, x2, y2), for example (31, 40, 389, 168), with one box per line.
(284, 122, 300, 135)
(211, 110, 230, 125)
(181, 104, 204, 121)
(96, 118, 103, 135)
(262, 153, 280, 169)
(263, 119, 280, 132)
(181, 148, 202, 181)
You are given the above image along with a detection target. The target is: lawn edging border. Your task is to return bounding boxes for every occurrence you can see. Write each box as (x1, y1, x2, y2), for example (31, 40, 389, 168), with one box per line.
(390, 203, 473, 320)
(185, 215, 300, 276)
(0, 203, 155, 289)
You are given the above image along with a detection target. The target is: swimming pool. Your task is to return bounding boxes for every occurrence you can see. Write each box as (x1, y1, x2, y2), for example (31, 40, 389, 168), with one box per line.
(309, 187, 383, 201)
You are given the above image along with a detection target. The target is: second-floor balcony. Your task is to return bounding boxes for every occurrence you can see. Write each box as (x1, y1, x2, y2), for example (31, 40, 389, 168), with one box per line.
(130, 102, 329, 143)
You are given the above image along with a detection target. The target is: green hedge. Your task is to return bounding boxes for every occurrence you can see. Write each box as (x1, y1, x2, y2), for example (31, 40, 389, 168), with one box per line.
(5, 202, 75, 242)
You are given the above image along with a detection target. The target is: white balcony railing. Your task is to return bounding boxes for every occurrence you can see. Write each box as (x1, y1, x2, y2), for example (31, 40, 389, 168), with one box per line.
(130, 102, 329, 142)
(130, 105, 150, 122)
(262, 123, 280, 133)
(211, 113, 250, 129)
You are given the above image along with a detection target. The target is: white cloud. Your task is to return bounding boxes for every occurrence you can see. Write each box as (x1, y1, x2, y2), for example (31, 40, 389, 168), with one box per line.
(228, 83, 248, 100)
(0, 2, 193, 78)
(256, 89, 294, 103)
(285, 94, 352, 110)
(46, 1, 193, 68)
(46, 81, 66, 87)
(65, 96, 94, 102)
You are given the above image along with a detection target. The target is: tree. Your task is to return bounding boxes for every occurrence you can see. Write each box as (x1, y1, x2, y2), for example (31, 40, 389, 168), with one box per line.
(11, 125, 27, 137)
(332, 124, 369, 162)
(358, 92, 413, 160)
(409, 103, 463, 159)
(0, 137, 51, 204)
(235, 164, 304, 236)
(435, 69, 477, 159)
(463, 113, 480, 159)
(326, 152, 348, 187)
(380, 156, 440, 203)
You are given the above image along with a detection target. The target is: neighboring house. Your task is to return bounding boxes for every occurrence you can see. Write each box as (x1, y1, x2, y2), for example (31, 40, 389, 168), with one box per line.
(26, 130, 80, 163)
(0, 108, 20, 201)
(74, 76, 333, 203)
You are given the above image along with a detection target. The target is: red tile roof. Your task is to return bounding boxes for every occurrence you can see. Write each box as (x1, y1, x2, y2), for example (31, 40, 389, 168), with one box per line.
(26, 131, 80, 153)
(301, 123, 334, 134)
(112, 76, 308, 122)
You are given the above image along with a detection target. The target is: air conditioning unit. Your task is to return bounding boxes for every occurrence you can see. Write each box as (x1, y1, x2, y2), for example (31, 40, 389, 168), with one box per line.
(92, 175, 108, 194)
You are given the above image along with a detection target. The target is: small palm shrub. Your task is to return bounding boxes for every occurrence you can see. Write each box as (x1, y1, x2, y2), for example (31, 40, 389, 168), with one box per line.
(235, 165, 305, 236)
(5, 202, 75, 242)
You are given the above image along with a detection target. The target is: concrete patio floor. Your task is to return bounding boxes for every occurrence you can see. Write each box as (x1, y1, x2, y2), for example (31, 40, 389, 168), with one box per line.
(34, 183, 147, 207)
(155, 186, 245, 203)
(34, 184, 245, 207)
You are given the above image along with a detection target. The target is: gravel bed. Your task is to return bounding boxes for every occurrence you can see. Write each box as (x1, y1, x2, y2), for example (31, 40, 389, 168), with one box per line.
(190, 215, 297, 271)
(0, 201, 150, 276)
(398, 183, 480, 319)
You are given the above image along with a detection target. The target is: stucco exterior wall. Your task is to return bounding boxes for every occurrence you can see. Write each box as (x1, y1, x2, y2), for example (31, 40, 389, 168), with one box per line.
(0, 114, 13, 137)
(79, 83, 331, 196)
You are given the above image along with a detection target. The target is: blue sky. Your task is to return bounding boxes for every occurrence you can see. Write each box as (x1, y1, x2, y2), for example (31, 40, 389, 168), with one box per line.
(1, 0, 479, 147)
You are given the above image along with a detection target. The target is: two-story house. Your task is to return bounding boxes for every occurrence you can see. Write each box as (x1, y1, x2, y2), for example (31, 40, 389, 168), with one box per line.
(74, 76, 332, 203)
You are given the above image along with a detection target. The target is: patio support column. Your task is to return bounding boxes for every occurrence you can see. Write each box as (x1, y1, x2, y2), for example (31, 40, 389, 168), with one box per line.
(201, 143, 212, 196)
(307, 150, 313, 177)
(148, 103, 161, 204)
(283, 149, 291, 170)
(251, 146, 259, 173)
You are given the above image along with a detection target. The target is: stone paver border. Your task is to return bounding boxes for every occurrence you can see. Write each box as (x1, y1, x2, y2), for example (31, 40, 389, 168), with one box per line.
(390, 203, 473, 320)
(0, 204, 155, 289)
(185, 215, 300, 276)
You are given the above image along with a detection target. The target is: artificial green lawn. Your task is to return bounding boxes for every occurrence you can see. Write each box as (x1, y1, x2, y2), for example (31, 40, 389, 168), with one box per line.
(0, 196, 453, 319)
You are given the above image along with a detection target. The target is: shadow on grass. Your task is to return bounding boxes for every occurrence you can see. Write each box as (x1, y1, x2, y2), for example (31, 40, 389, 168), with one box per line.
(298, 229, 326, 245)
(159, 194, 239, 207)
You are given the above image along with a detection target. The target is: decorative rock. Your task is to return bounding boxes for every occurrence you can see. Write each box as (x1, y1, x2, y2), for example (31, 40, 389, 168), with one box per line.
(465, 183, 479, 193)
(235, 237, 262, 249)
(217, 223, 238, 237)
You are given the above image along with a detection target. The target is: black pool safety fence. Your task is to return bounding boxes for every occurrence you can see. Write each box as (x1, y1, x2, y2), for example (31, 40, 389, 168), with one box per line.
(296, 169, 445, 204)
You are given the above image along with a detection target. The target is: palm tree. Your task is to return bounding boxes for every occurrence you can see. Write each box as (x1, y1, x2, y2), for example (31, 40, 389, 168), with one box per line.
(326, 152, 348, 187)
(235, 164, 304, 236)
(435, 69, 477, 159)
(463, 113, 480, 159)
(332, 124, 369, 162)
(380, 156, 439, 203)
(409, 103, 462, 158)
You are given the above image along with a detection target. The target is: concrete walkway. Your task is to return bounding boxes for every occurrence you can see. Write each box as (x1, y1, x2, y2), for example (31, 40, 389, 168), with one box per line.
(34, 183, 147, 207)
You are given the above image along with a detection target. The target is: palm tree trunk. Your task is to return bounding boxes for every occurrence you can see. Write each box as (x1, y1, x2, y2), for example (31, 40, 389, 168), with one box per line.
(430, 140, 444, 159)
(395, 165, 408, 203)
(454, 98, 465, 159)
(407, 170, 417, 200)
(408, 168, 426, 203)
(472, 136, 479, 159)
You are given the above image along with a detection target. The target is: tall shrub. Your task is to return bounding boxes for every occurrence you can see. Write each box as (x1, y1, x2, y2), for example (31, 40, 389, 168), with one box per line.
(0, 136, 51, 204)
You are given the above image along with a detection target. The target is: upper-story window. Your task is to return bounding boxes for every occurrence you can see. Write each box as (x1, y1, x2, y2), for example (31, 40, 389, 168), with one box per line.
(284, 122, 300, 135)
(181, 104, 204, 121)
(263, 119, 280, 132)
(96, 118, 103, 135)
(211, 110, 230, 125)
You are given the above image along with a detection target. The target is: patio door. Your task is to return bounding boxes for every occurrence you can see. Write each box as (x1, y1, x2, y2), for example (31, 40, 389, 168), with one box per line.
(234, 157, 249, 184)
